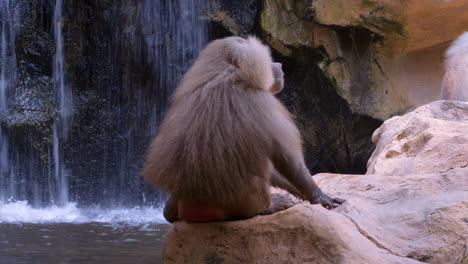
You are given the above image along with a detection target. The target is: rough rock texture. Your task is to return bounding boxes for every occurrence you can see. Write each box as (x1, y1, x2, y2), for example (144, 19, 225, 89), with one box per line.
(315, 170, 468, 264)
(209, 0, 260, 36)
(367, 100, 468, 175)
(313, 0, 468, 53)
(209, 0, 383, 175)
(258, 0, 383, 173)
(163, 101, 468, 264)
(163, 204, 422, 264)
(312, 0, 468, 115)
(260, 0, 468, 119)
(260, 0, 404, 119)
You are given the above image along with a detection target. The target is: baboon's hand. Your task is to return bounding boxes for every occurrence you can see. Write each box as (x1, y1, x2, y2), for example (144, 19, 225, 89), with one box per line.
(310, 192, 345, 209)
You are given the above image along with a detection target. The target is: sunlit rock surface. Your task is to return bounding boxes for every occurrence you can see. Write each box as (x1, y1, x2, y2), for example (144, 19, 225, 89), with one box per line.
(367, 100, 468, 175)
(313, 0, 468, 53)
(163, 204, 422, 264)
(162, 101, 468, 264)
(260, 0, 468, 119)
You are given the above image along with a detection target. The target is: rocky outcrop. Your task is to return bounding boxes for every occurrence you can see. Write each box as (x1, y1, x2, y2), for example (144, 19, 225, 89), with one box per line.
(259, 0, 383, 174)
(367, 100, 468, 175)
(313, 0, 468, 53)
(163, 204, 422, 264)
(162, 101, 468, 264)
(260, 0, 468, 119)
(209, 0, 468, 174)
(314, 171, 467, 264)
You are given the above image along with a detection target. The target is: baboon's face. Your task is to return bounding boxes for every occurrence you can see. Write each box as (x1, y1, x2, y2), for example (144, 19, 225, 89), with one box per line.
(270, 62, 284, 94)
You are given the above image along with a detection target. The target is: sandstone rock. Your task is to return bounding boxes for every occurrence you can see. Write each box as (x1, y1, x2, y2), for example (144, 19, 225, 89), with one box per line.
(261, 0, 338, 57)
(316, 170, 468, 264)
(163, 101, 468, 264)
(260, 0, 408, 119)
(260, 0, 382, 174)
(367, 100, 468, 175)
(163, 204, 422, 264)
(312, 0, 468, 53)
(261, 0, 468, 119)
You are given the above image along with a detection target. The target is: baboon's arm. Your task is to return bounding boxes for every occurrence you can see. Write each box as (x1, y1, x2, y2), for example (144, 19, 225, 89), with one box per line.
(271, 146, 344, 209)
(270, 168, 306, 200)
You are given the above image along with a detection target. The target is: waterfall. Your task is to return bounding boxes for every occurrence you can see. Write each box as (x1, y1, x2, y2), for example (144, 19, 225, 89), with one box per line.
(51, 0, 70, 205)
(0, 0, 18, 203)
(142, 0, 210, 118)
(0, 1, 15, 112)
(0, 0, 211, 222)
(92, 0, 211, 207)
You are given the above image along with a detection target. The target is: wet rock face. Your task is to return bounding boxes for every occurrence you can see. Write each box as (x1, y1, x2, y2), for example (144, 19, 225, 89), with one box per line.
(209, 0, 260, 37)
(2, 1, 55, 165)
(2, 0, 162, 205)
(13, 27, 54, 127)
(60, 0, 160, 205)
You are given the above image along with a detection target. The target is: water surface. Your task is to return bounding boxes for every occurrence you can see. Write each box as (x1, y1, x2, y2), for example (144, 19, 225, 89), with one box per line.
(0, 201, 170, 264)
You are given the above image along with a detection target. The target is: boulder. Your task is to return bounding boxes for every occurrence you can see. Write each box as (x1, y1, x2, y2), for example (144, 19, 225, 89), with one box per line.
(367, 100, 468, 175)
(163, 203, 422, 264)
(162, 101, 468, 264)
(316, 170, 467, 264)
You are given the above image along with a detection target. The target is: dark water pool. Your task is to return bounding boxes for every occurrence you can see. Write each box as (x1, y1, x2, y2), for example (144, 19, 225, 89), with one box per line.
(0, 223, 170, 264)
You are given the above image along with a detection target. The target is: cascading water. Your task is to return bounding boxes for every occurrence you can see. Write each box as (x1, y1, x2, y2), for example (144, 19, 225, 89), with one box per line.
(0, 0, 212, 224)
(0, 1, 212, 261)
(0, 1, 15, 111)
(142, 0, 210, 113)
(0, 0, 18, 203)
(51, 0, 70, 206)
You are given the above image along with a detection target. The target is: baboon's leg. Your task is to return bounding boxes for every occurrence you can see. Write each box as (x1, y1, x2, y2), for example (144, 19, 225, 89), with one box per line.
(260, 192, 297, 215)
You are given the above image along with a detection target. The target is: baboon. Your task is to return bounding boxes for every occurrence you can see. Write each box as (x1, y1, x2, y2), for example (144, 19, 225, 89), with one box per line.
(441, 32, 468, 101)
(142, 36, 344, 223)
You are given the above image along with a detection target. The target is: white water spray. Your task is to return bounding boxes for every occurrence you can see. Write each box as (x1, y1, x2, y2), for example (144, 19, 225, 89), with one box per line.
(0, 200, 167, 224)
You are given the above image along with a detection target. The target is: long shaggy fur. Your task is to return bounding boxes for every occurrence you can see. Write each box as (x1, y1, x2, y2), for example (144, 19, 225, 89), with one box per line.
(441, 32, 468, 101)
(142, 36, 301, 207)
